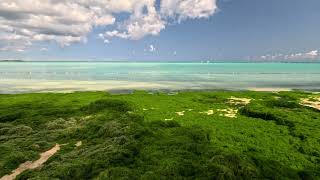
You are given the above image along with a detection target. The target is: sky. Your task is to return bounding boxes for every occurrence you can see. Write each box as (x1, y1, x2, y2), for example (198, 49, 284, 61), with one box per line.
(0, 0, 319, 61)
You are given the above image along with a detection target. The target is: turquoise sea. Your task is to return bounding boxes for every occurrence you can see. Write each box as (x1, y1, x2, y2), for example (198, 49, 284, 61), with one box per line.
(1, 62, 320, 93)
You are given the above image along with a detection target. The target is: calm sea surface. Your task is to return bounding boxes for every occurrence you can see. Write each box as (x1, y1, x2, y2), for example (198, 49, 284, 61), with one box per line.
(1, 62, 320, 93)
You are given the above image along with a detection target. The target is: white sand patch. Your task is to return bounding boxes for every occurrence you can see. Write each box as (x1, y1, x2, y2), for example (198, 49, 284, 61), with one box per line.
(217, 108, 238, 118)
(207, 110, 214, 115)
(228, 97, 252, 105)
(75, 141, 82, 147)
(176, 111, 185, 116)
(0, 79, 179, 93)
(1, 144, 60, 180)
(300, 97, 320, 110)
(200, 110, 214, 115)
(164, 118, 173, 121)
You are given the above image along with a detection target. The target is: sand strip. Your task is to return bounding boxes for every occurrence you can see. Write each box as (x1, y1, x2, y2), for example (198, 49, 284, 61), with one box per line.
(0, 144, 60, 180)
(300, 97, 320, 110)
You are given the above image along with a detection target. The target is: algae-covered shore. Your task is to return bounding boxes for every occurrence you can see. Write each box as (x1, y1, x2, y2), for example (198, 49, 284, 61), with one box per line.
(0, 91, 320, 179)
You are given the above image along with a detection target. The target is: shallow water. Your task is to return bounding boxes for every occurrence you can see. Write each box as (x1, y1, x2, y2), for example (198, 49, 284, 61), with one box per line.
(1, 62, 320, 93)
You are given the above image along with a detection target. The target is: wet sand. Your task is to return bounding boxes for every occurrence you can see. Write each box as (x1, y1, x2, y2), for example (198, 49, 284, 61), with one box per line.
(0, 79, 300, 94)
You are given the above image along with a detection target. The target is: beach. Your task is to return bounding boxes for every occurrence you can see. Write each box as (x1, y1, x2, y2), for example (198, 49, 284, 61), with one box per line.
(1, 62, 320, 93)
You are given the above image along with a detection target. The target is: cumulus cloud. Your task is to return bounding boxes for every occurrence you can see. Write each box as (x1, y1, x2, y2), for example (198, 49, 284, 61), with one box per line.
(0, 0, 118, 51)
(100, 0, 166, 41)
(305, 50, 318, 57)
(259, 50, 319, 61)
(161, 0, 218, 21)
(0, 0, 218, 51)
(286, 50, 319, 60)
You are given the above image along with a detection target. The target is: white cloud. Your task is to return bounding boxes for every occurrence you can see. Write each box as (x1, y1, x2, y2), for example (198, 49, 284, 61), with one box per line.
(306, 50, 318, 57)
(0, 0, 218, 51)
(259, 50, 319, 61)
(0, 33, 32, 52)
(94, 15, 116, 26)
(161, 0, 218, 21)
(149, 45, 156, 52)
(100, 0, 166, 41)
(40, 47, 48, 52)
(0, 0, 116, 50)
(285, 50, 319, 60)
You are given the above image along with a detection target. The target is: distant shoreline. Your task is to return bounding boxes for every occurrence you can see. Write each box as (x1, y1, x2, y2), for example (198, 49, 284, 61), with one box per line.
(1, 79, 320, 94)
(0, 60, 24, 62)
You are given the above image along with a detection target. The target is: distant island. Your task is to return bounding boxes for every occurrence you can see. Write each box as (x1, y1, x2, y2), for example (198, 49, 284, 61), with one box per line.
(0, 60, 24, 62)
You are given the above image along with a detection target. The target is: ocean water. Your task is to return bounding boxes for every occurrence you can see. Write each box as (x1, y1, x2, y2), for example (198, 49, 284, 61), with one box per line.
(1, 62, 320, 93)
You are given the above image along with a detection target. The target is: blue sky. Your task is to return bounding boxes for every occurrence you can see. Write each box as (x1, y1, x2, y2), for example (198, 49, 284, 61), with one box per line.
(0, 0, 319, 61)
